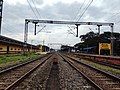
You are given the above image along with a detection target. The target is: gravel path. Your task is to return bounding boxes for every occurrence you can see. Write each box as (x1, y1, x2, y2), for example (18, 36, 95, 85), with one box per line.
(58, 58, 96, 90)
(14, 57, 53, 90)
(14, 53, 96, 90)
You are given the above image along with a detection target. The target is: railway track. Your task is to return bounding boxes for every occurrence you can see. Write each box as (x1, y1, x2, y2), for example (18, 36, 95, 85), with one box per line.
(67, 53, 120, 78)
(45, 53, 97, 90)
(0, 54, 52, 90)
(69, 53, 120, 70)
(60, 53, 120, 90)
(45, 58, 61, 90)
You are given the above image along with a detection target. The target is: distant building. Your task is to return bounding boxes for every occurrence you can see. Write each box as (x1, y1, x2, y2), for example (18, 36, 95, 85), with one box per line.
(0, 35, 39, 54)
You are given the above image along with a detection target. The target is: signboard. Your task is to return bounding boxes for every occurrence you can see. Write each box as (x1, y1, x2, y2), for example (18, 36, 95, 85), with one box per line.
(99, 43, 111, 55)
(99, 43, 111, 49)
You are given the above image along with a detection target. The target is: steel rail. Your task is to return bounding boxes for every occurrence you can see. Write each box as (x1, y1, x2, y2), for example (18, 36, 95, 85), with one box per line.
(62, 54, 120, 89)
(5, 54, 52, 90)
(66, 54, 120, 81)
(72, 53, 120, 69)
(0, 54, 49, 74)
(59, 53, 103, 90)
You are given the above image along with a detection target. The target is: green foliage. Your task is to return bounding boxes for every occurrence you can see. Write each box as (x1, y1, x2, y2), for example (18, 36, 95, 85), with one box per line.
(75, 31, 120, 55)
(0, 53, 39, 65)
(81, 59, 120, 75)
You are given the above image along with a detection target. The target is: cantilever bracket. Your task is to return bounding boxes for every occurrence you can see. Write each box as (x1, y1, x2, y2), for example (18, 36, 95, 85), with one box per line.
(75, 24, 80, 37)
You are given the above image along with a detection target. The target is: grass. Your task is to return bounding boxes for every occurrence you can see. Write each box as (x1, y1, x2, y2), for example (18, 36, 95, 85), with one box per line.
(80, 59, 120, 75)
(0, 53, 41, 68)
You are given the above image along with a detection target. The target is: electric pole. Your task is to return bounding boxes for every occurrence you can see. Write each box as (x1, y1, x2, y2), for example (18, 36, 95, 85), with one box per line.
(0, 0, 3, 35)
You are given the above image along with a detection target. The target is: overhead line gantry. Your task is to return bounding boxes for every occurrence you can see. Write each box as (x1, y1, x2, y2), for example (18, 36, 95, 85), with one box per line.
(24, 19, 114, 55)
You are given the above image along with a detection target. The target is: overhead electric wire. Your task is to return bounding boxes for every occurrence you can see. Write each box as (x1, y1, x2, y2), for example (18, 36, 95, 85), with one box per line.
(27, 0, 39, 19)
(67, 0, 90, 37)
(31, 0, 42, 19)
(2, 22, 18, 34)
(2, 20, 18, 32)
(30, 0, 47, 34)
(2, 1, 27, 34)
(27, 0, 47, 35)
(73, 0, 87, 21)
(77, 0, 93, 22)
(115, 20, 120, 24)
(67, 26, 76, 36)
(108, 11, 120, 19)
(36, 25, 46, 34)
(2, 27, 13, 33)
(4, 1, 27, 20)
(105, 11, 120, 22)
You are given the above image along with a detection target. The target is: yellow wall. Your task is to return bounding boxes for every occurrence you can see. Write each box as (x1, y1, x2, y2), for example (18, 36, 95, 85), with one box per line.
(0, 43, 38, 54)
(9, 46, 22, 51)
(39, 46, 43, 52)
(0, 44, 7, 52)
(99, 43, 111, 55)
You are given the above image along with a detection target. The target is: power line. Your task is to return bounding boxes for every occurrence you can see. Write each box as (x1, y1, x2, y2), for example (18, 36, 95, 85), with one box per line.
(108, 11, 120, 19)
(105, 12, 120, 22)
(27, 0, 39, 19)
(115, 20, 120, 24)
(73, 0, 87, 21)
(27, 0, 47, 34)
(77, 0, 93, 22)
(30, 0, 46, 27)
(67, 0, 87, 36)
(31, 0, 42, 19)
(2, 21, 17, 32)
(2, 23, 17, 34)
(2, 27, 13, 33)
(36, 25, 46, 34)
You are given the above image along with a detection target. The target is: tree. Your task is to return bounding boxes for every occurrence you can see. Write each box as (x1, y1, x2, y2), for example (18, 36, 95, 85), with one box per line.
(75, 31, 120, 55)
(80, 31, 98, 41)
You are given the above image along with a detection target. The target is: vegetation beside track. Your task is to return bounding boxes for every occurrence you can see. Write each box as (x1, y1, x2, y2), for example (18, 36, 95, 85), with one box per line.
(0, 53, 41, 69)
(80, 59, 120, 76)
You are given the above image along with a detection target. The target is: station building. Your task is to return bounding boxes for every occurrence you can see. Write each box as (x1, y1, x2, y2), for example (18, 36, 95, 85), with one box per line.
(0, 35, 39, 54)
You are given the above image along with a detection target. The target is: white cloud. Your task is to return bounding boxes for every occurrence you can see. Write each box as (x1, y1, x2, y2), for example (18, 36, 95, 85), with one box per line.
(4, 0, 27, 5)
(1, 0, 120, 49)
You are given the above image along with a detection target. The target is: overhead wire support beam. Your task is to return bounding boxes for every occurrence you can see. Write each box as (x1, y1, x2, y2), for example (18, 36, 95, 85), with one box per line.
(33, 21, 38, 35)
(25, 19, 114, 26)
(75, 24, 80, 37)
(97, 24, 102, 35)
(24, 19, 114, 55)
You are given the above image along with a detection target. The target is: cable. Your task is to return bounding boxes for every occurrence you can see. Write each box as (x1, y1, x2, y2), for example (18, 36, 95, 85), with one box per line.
(67, 0, 88, 37)
(73, 0, 87, 21)
(2, 27, 13, 33)
(27, 0, 47, 36)
(2, 23, 17, 34)
(67, 0, 93, 37)
(67, 26, 76, 36)
(27, 0, 39, 19)
(36, 25, 46, 34)
(105, 12, 120, 22)
(77, 0, 93, 22)
(108, 11, 120, 20)
(30, 0, 46, 27)
(31, 0, 42, 19)
(2, 21, 17, 32)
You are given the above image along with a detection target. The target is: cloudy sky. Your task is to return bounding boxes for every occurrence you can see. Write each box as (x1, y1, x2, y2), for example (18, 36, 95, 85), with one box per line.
(1, 0, 120, 49)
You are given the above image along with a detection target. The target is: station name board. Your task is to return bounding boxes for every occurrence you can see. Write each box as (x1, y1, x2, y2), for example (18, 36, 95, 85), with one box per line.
(99, 43, 111, 49)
